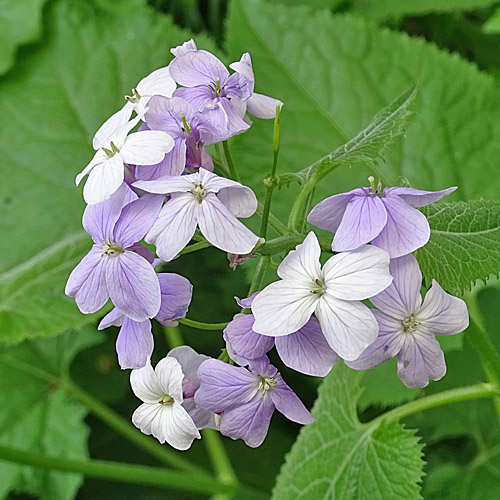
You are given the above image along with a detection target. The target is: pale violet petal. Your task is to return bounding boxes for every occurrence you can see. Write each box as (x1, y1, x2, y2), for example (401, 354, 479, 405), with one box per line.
(386, 186, 457, 208)
(169, 50, 229, 87)
(246, 93, 282, 119)
(134, 175, 195, 194)
(167, 346, 209, 381)
(156, 273, 193, 324)
(98, 307, 124, 329)
(136, 139, 187, 180)
(116, 318, 153, 370)
(217, 185, 257, 218)
(171, 39, 197, 57)
(270, 376, 314, 424)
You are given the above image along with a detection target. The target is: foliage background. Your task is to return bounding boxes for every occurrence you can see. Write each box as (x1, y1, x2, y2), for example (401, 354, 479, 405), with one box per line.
(2, 0, 500, 498)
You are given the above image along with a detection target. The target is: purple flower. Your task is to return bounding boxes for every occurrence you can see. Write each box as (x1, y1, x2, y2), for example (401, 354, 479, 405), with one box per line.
(346, 254, 469, 388)
(65, 184, 164, 321)
(307, 180, 456, 258)
(224, 295, 338, 377)
(98, 272, 193, 369)
(195, 356, 313, 448)
(134, 168, 260, 262)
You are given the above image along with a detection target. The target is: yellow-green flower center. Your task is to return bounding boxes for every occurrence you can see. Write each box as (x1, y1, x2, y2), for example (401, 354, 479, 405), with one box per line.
(158, 394, 175, 405)
(311, 278, 326, 295)
(402, 313, 420, 332)
(101, 240, 124, 256)
(192, 182, 207, 203)
(258, 376, 277, 394)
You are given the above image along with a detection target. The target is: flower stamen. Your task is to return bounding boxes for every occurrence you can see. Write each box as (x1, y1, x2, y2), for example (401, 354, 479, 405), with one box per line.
(402, 313, 420, 332)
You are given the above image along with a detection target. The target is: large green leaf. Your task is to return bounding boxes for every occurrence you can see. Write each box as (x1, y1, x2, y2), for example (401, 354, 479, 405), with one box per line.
(415, 200, 500, 294)
(226, 0, 500, 223)
(271, 363, 424, 500)
(0, 0, 209, 342)
(0, 327, 102, 499)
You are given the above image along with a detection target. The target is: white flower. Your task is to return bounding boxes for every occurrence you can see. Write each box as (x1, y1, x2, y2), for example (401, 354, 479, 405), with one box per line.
(93, 67, 177, 150)
(76, 114, 174, 205)
(251, 232, 393, 361)
(130, 357, 201, 450)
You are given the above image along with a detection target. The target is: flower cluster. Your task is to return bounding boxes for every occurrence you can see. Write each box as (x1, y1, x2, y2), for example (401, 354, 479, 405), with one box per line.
(66, 39, 469, 452)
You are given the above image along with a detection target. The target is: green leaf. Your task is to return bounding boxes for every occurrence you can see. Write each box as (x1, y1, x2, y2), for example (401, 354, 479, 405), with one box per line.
(351, 0, 499, 20)
(415, 200, 500, 295)
(483, 6, 500, 33)
(271, 363, 424, 500)
(0, 0, 210, 342)
(0, 0, 50, 75)
(226, 0, 500, 225)
(0, 327, 102, 500)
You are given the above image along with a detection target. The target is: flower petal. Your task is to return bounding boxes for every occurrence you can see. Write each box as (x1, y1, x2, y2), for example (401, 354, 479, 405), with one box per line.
(275, 316, 339, 376)
(92, 104, 133, 150)
(372, 196, 430, 258)
(417, 280, 469, 335)
(322, 245, 392, 301)
(134, 175, 195, 194)
(251, 280, 318, 337)
(145, 96, 192, 137)
(98, 307, 124, 329)
(171, 39, 197, 58)
(130, 362, 163, 402)
(76, 149, 109, 187)
(167, 345, 209, 381)
(156, 273, 193, 324)
(386, 186, 457, 208)
(247, 93, 282, 119)
(116, 318, 153, 370)
(169, 50, 229, 87)
(154, 356, 185, 402)
(83, 154, 125, 205)
(135, 139, 187, 181)
(315, 294, 379, 361)
(270, 376, 314, 424)
(121, 131, 175, 166)
(397, 331, 446, 388)
(217, 185, 257, 218)
(106, 251, 161, 321)
(136, 66, 176, 100)
(277, 231, 322, 282)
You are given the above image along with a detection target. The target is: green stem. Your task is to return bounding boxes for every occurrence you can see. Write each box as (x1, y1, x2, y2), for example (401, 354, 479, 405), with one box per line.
(0, 444, 240, 497)
(288, 176, 316, 232)
(177, 317, 229, 330)
(256, 202, 288, 236)
(63, 379, 199, 472)
(222, 140, 240, 182)
(372, 383, 500, 425)
(180, 240, 211, 255)
(164, 325, 184, 348)
(256, 234, 332, 256)
(247, 255, 271, 297)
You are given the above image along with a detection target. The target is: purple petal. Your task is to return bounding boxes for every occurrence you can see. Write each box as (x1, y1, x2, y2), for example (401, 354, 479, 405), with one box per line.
(167, 345, 209, 381)
(106, 251, 161, 321)
(332, 193, 387, 252)
(217, 185, 257, 218)
(372, 196, 430, 258)
(195, 359, 258, 413)
(229, 52, 255, 93)
(145, 96, 192, 137)
(386, 186, 457, 208)
(116, 317, 153, 370)
(417, 280, 469, 335)
(145, 193, 198, 262)
(235, 292, 258, 309)
(219, 395, 275, 448)
(216, 97, 250, 139)
(270, 375, 314, 424)
(248, 355, 277, 378)
(173, 86, 214, 114)
(182, 398, 218, 430)
(127, 242, 155, 264)
(83, 184, 137, 244)
(136, 139, 187, 181)
(198, 194, 259, 254)
(156, 273, 193, 324)
(275, 316, 338, 377)
(134, 175, 195, 194)
(171, 39, 197, 58)
(98, 307, 124, 329)
(65, 245, 108, 314)
(397, 331, 446, 388)
(223, 313, 274, 360)
(246, 93, 281, 119)
(370, 254, 423, 318)
(113, 194, 164, 248)
(346, 310, 404, 370)
(169, 50, 229, 87)
(307, 188, 362, 233)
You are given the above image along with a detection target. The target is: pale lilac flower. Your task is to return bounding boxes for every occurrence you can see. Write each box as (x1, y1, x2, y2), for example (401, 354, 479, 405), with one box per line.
(98, 273, 193, 369)
(131, 357, 200, 449)
(225, 295, 338, 377)
(93, 67, 177, 150)
(170, 39, 197, 58)
(134, 168, 260, 262)
(251, 232, 392, 361)
(77, 114, 175, 205)
(346, 254, 469, 388)
(308, 179, 456, 258)
(195, 356, 313, 448)
(65, 185, 164, 321)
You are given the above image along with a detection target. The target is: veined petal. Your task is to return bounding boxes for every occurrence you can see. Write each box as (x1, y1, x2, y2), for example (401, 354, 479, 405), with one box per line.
(98, 307, 124, 329)
(417, 280, 469, 335)
(130, 362, 163, 402)
(229, 52, 255, 91)
(116, 318, 153, 370)
(322, 245, 391, 301)
(83, 154, 124, 205)
(65, 245, 108, 314)
(174, 86, 214, 113)
(370, 254, 423, 318)
(106, 251, 161, 321)
(76, 149, 109, 186)
(145, 96, 192, 137)
(92, 104, 133, 150)
(315, 295, 379, 361)
(156, 273, 193, 324)
(136, 66, 176, 100)
(386, 186, 457, 208)
(277, 231, 322, 282)
(136, 138, 187, 181)
(171, 39, 197, 57)
(154, 357, 185, 402)
(198, 194, 259, 255)
(134, 175, 195, 194)
(167, 345, 209, 381)
(275, 316, 339, 377)
(121, 131, 175, 166)
(372, 196, 430, 258)
(270, 376, 313, 424)
(217, 185, 257, 218)
(169, 50, 229, 87)
(160, 403, 201, 450)
(145, 193, 198, 262)
(332, 193, 387, 252)
(397, 331, 446, 388)
(251, 280, 318, 337)
(113, 193, 164, 248)
(246, 93, 282, 119)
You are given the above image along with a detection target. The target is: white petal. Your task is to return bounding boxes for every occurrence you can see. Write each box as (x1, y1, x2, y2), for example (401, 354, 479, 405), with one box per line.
(247, 93, 282, 119)
(83, 154, 124, 205)
(154, 357, 185, 402)
(277, 232, 322, 283)
(160, 403, 201, 450)
(322, 245, 392, 301)
(251, 280, 318, 337)
(134, 175, 195, 195)
(136, 66, 177, 99)
(76, 149, 108, 186)
(315, 294, 379, 361)
(93, 104, 134, 150)
(130, 362, 163, 403)
(121, 131, 175, 165)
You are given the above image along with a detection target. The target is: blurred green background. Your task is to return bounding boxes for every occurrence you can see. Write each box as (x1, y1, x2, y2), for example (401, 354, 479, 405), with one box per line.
(2, 0, 500, 498)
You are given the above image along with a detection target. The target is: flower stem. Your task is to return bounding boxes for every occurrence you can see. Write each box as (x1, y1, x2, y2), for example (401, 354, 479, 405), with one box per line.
(247, 255, 271, 297)
(164, 325, 184, 348)
(255, 233, 332, 256)
(288, 176, 316, 232)
(177, 317, 229, 330)
(256, 202, 289, 236)
(180, 240, 211, 255)
(372, 383, 500, 425)
(222, 140, 240, 182)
